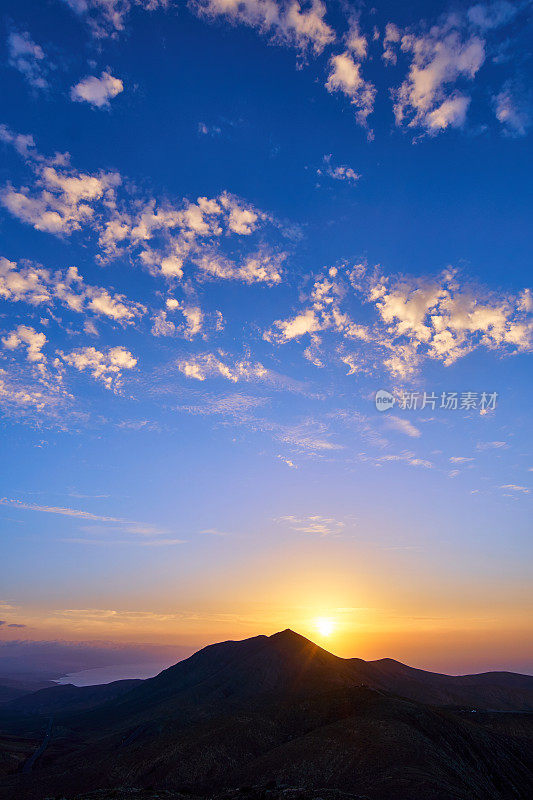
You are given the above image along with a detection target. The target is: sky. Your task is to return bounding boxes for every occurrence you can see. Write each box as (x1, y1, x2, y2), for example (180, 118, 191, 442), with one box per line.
(0, 0, 532, 677)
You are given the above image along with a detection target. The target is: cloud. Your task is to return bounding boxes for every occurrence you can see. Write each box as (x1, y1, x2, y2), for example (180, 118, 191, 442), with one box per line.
(176, 393, 267, 416)
(194, 250, 284, 284)
(175, 352, 268, 383)
(2, 325, 47, 363)
(7, 30, 48, 89)
(319, 154, 360, 183)
(476, 440, 508, 450)
(493, 81, 531, 136)
(61, 0, 170, 39)
(499, 483, 530, 494)
(263, 264, 531, 379)
(0, 127, 121, 235)
(1, 498, 180, 545)
(1, 128, 287, 289)
(0, 258, 145, 323)
(325, 51, 376, 130)
(277, 514, 345, 536)
(193, 0, 335, 55)
(389, 16, 485, 134)
(0, 498, 128, 523)
(364, 267, 532, 375)
(70, 71, 124, 108)
(59, 345, 137, 391)
(151, 300, 209, 339)
(450, 456, 475, 463)
(385, 415, 421, 438)
(277, 454, 297, 468)
(366, 450, 433, 469)
(265, 307, 322, 343)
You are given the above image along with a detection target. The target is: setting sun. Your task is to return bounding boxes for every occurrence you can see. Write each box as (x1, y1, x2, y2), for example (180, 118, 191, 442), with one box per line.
(314, 617, 335, 637)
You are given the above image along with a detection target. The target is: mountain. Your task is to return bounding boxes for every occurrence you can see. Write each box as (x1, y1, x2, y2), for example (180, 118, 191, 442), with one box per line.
(1, 630, 532, 800)
(1, 679, 142, 717)
(0, 678, 55, 706)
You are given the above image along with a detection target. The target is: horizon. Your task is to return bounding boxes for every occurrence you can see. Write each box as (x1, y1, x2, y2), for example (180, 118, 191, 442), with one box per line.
(1, 0, 532, 682)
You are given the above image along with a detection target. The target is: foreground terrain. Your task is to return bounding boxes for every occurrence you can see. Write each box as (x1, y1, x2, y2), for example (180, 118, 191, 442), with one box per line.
(0, 630, 532, 800)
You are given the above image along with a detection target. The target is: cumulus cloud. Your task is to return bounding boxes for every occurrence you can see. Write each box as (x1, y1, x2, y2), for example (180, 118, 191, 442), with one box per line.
(176, 352, 268, 383)
(1, 128, 286, 288)
(366, 268, 532, 374)
(193, 0, 335, 54)
(325, 51, 376, 130)
(264, 268, 371, 346)
(151, 300, 208, 339)
(70, 71, 124, 108)
(318, 154, 360, 183)
(194, 250, 284, 284)
(0, 128, 121, 235)
(2, 325, 47, 362)
(59, 345, 137, 391)
(0, 258, 145, 323)
(390, 18, 485, 134)
(7, 30, 48, 89)
(264, 264, 531, 379)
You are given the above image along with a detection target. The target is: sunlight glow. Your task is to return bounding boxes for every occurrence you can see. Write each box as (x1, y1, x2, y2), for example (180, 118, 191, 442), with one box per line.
(314, 617, 335, 637)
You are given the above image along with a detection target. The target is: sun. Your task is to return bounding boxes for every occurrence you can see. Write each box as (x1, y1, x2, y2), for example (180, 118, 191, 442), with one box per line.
(314, 617, 335, 637)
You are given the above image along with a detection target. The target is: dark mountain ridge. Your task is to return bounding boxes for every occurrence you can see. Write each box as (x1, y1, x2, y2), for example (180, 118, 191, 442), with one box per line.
(1, 630, 532, 800)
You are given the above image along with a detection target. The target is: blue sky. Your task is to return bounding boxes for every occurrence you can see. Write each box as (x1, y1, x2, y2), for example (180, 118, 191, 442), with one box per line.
(0, 0, 531, 674)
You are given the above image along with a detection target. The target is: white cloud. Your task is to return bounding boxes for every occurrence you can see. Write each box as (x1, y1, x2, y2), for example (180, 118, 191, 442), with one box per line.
(0, 130, 121, 235)
(59, 345, 137, 391)
(193, 0, 335, 54)
(365, 267, 532, 375)
(7, 30, 48, 89)
(0, 368, 67, 415)
(1, 129, 286, 290)
(151, 301, 206, 339)
(194, 250, 283, 284)
(385, 415, 421, 438)
(265, 307, 322, 343)
(177, 393, 266, 416)
(0, 258, 145, 323)
(499, 483, 530, 494)
(325, 51, 376, 130)
(176, 352, 268, 383)
(319, 154, 360, 183)
(70, 71, 124, 108)
(2, 325, 47, 362)
(277, 454, 297, 468)
(477, 440, 507, 450)
(382, 22, 401, 64)
(0, 497, 127, 522)
(264, 264, 531, 378)
(493, 82, 531, 136)
(390, 17, 485, 134)
(277, 514, 344, 535)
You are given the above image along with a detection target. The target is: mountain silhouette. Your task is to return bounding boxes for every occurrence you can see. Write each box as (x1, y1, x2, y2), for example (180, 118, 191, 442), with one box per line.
(1, 630, 532, 800)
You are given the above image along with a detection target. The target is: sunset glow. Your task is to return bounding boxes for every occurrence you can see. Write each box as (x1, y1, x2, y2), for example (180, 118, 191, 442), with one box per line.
(314, 618, 335, 638)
